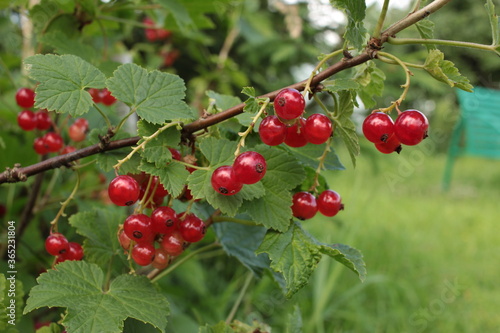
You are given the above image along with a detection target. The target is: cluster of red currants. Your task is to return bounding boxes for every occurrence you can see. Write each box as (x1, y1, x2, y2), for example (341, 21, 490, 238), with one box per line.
(291, 190, 344, 220)
(259, 88, 333, 147)
(142, 17, 172, 42)
(44, 233, 84, 264)
(87, 88, 117, 106)
(362, 109, 429, 154)
(211, 151, 267, 196)
(118, 208, 206, 267)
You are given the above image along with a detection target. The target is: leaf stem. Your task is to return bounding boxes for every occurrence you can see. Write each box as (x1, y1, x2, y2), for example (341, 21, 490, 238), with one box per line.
(93, 103, 113, 130)
(234, 98, 270, 157)
(375, 51, 412, 113)
(151, 242, 221, 282)
(225, 272, 254, 324)
(373, 0, 391, 39)
(174, 160, 209, 171)
(387, 37, 499, 52)
(49, 169, 80, 233)
(114, 122, 179, 170)
(303, 49, 345, 96)
(114, 108, 137, 134)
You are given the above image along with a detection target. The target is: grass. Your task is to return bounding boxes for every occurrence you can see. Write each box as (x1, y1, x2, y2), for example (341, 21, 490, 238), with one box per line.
(294, 140, 500, 332)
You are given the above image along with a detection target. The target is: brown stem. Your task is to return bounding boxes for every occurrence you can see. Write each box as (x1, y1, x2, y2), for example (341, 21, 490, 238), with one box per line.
(0, 0, 453, 185)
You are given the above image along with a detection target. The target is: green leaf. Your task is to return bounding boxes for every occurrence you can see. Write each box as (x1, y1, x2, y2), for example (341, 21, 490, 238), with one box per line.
(106, 63, 194, 124)
(330, 0, 367, 49)
(198, 137, 237, 166)
(137, 121, 181, 168)
(0, 273, 24, 331)
(257, 222, 365, 298)
(355, 63, 386, 109)
(38, 31, 98, 63)
(424, 49, 473, 92)
(285, 144, 344, 171)
(322, 78, 360, 92)
(287, 305, 303, 333)
(241, 86, 262, 115)
(157, 0, 194, 31)
(206, 90, 242, 111)
(199, 321, 234, 333)
(415, 19, 436, 51)
(332, 90, 360, 167)
(486, 0, 499, 46)
(24, 54, 106, 116)
(139, 161, 189, 199)
(68, 208, 126, 269)
(24, 261, 169, 333)
(36, 323, 62, 333)
(158, 0, 232, 31)
(213, 222, 270, 276)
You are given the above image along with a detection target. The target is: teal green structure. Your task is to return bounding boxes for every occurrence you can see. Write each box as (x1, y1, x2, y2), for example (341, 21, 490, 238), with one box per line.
(443, 86, 500, 190)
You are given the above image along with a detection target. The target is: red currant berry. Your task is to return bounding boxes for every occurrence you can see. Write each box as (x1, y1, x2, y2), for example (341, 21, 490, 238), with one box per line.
(45, 233, 69, 256)
(57, 242, 84, 262)
(43, 132, 64, 153)
(15, 87, 35, 108)
(33, 137, 49, 155)
(17, 110, 37, 131)
(74, 118, 89, 131)
(152, 248, 170, 270)
(143, 17, 158, 41)
(108, 175, 140, 206)
(88, 88, 101, 103)
(169, 148, 181, 161)
(258, 115, 286, 146)
(317, 190, 344, 217)
(118, 230, 132, 251)
(362, 112, 395, 143)
(284, 117, 308, 148)
(211, 165, 243, 196)
(151, 176, 169, 197)
(99, 88, 117, 106)
(232, 151, 267, 185)
(274, 88, 305, 120)
(156, 27, 172, 40)
(161, 231, 185, 257)
(131, 242, 155, 266)
(59, 145, 76, 155)
(68, 123, 86, 142)
(151, 206, 179, 234)
(303, 113, 333, 144)
(394, 110, 429, 146)
(178, 213, 206, 243)
(291, 192, 318, 220)
(123, 214, 155, 243)
(375, 134, 402, 154)
(35, 110, 52, 130)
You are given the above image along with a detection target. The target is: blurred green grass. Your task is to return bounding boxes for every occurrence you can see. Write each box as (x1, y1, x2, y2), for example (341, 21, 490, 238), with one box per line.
(295, 140, 500, 332)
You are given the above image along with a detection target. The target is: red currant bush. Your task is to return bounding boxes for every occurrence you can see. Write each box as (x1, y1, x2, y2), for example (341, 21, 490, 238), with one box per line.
(258, 115, 286, 146)
(178, 213, 206, 243)
(17, 110, 37, 131)
(232, 151, 267, 185)
(211, 165, 243, 196)
(15, 87, 35, 108)
(45, 233, 69, 256)
(362, 112, 394, 143)
(284, 117, 308, 148)
(274, 88, 305, 120)
(394, 110, 429, 146)
(131, 242, 156, 266)
(108, 175, 140, 206)
(123, 214, 156, 243)
(317, 190, 344, 217)
(303, 113, 333, 144)
(291, 192, 318, 220)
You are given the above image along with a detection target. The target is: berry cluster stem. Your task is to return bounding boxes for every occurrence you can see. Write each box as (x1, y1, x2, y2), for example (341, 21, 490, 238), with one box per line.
(375, 51, 412, 114)
(372, 0, 391, 39)
(114, 122, 180, 170)
(234, 98, 269, 157)
(303, 49, 345, 97)
(48, 170, 80, 233)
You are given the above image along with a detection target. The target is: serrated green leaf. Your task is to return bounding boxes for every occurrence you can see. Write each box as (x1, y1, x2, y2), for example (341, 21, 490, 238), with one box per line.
(199, 137, 237, 166)
(157, 0, 195, 31)
(213, 222, 270, 276)
(299, 166, 328, 193)
(123, 318, 161, 333)
(24, 261, 169, 333)
(415, 19, 436, 51)
(206, 90, 242, 111)
(137, 121, 181, 167)
(355, 63, 386, 109)
(322, 78, 360, 92)
(424, 49, 473, 92)
(68, 208, 126, 269)
(241, 87, 256, 98)
(35, 323, 62, 333)
(257, 222, 365, 298)
(486, 0, 499, 46)
(285, 144, 344, 171)
(38, 31, 98, 63)
(333, 91, 359, 167)
(199, 321, 234, 333)
(24, 54, 106, 116)
(139, 161, 189, 198)
(287, 305, 303, 333)
(106, 63, 194, 124)
(330, 0, 367, 49)
(0, 273, 23, 331)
